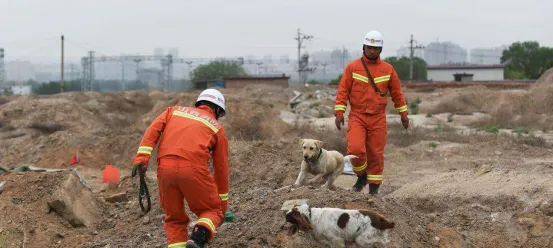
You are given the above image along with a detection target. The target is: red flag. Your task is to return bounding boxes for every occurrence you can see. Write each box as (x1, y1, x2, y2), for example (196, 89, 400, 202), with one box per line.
(69, 151, 79, 166)
(102, 164, 120, 183)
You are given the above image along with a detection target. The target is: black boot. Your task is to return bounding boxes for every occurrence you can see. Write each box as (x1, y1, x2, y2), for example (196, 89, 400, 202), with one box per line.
(186, 225, 210, 248)
(352, 172, 367, 192)
(368, 184, 380, 195)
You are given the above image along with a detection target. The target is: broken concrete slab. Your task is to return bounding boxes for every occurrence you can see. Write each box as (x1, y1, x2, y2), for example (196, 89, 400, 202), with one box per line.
(47, 170, 102, 228)
(281, 199, 309, 212)
(0, 180, 6, 194)
(104, 192, 128, 203)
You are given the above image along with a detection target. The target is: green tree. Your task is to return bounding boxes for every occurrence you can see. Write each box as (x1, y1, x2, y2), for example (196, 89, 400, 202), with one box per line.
(501, 41, 553, 79)
(32, 81, 82, 95)
(384, 56, 427, 81)
(191, 60, 247, 85)
(330, 74, 342, 85)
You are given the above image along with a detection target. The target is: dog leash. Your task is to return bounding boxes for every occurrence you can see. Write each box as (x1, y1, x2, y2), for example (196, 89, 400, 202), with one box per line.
(132, 165, 151, 213)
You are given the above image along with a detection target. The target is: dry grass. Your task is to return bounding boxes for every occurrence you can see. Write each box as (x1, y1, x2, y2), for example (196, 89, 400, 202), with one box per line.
(0, 97, 8, 106)
(387, 122, 494, 147)
(428, 86, 496, 115)
(287, 120, 347, 154)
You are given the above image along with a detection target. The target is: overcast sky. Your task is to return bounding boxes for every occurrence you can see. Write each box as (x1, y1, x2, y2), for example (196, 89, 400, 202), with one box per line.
(1, 0, 552, 62)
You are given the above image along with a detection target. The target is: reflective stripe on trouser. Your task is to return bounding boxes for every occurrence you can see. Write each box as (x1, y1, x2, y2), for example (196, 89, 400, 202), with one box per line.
(157, 156, 224, 245)
(346, 112, 386, 184)
(167, 242, 187, 248)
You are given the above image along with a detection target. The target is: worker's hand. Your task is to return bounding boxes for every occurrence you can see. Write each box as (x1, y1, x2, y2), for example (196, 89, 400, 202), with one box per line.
(401, 115, 410, 129)
(335, 116, 345, 130)
(132, 164, 147, 177)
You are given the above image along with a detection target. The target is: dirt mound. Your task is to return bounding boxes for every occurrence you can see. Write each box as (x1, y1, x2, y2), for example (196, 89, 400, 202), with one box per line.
(0, 170, 109, 248)
(536, 67, 553, 85)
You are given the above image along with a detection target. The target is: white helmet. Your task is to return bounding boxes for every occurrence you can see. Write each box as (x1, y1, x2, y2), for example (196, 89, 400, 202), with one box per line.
(363, 31, 384, 47)
(195, 88, 226, 116)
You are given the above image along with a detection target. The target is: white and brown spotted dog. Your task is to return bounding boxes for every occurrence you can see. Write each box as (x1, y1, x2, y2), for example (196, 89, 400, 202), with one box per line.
(294, 138, 357, 189)
(285, 204, 395, 248)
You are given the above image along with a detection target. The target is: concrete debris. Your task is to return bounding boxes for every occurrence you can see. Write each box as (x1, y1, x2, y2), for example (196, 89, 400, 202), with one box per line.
(288, 89, 337, 119)
(47, 171, 102, 228)
(12, 165, 66, 172)
(104, 192, 128, 203)
(281, 199, 309, 212)
(0, 180, 6, 194)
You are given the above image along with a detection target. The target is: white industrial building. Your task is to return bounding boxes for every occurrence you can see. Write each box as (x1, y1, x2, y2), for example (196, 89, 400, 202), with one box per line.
(427, 64, 504, 81)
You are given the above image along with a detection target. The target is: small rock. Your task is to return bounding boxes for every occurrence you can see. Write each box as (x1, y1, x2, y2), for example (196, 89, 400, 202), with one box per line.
(92, 231, 99, 235)
(114, 202, 120, 208)
(57, 241, 61, 244)
(7, 219, 12, 224)
(104, 244, 111, 248)
(142, 216, 151, 225)
(39, 144, 45, 149)
(57, 233, 64, 238)
(494, 150, 502, 155)
(104, 192, 128, 203)
(517, 217, 536, 227)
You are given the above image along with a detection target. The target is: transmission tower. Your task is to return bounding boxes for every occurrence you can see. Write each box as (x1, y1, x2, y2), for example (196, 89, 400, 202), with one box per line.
(0, 48, 4, 90)
(295, 28, 313, 84)
(408, 34, 425, 81)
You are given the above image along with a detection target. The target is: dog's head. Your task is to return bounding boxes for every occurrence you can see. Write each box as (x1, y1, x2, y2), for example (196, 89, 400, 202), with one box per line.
(299, 139, 323, 162)
(285, 204, 313, 236)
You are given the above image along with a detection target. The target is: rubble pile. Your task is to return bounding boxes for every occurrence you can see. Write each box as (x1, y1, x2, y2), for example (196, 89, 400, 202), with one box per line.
(288, 90, 337, 119)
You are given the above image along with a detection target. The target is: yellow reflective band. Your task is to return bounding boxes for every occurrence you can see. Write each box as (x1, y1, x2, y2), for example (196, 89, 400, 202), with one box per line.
(197, 218, 216, 233)
(352, 73, 369, 83)
(374, 75, 391, 84)
(173, 111, 219, 133)
(219, 193, 229, 201)
(335, 105, 347, 111)
(352, 163, 367, 172)
(168, 242, 187, 248)
(137, 146, 153, 155)
(367, 175, 383, 181)
(396, 105, 408, 112)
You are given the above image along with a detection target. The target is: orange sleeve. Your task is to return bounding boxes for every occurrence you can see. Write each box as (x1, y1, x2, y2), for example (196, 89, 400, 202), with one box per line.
(212, 127, 230, 212)
(133, 107, 172, 167)
(334, 64, 353, 117)
(388, 68, 408, 117)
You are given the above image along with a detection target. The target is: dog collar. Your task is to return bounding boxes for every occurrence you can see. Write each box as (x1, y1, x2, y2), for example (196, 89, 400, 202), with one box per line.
(316, 148, 322, 160)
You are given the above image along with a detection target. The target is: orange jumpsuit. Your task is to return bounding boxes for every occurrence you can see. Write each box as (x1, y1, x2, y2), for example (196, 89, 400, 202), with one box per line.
(133, 105, 229, 247)
(335, 56, 408, 184)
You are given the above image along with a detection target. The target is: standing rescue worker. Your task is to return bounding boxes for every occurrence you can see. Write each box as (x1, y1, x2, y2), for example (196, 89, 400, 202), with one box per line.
(133, 89, 229, 248)
(334, 31, 410, 195)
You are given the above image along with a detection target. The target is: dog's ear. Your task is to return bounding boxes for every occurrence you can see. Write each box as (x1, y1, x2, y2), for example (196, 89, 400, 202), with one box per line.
(315, 140, 323, 149)
(299, 139, 305, 147)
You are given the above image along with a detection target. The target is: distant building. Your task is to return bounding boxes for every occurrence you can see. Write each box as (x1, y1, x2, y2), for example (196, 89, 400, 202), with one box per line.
(424, 41, 468, 65)
(11, 85, 32, 95)
(194, 75, 290, 89)
(224, 75, 289, 88)
(427, 64, 504, 81)
(470, 45, 509, 64)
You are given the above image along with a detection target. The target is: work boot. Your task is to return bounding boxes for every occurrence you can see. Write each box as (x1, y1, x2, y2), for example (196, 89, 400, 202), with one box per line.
(186, 225, 210, 248)
(368, 184, 380, 195)
(352, 172, 367, 192)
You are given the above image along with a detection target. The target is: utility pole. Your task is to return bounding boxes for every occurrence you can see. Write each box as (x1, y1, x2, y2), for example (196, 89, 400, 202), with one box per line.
(408, 34, 424, 81)
(61, 35, 65, 93)
(294, 28, 313, 84)
(321, 62, 328, 76)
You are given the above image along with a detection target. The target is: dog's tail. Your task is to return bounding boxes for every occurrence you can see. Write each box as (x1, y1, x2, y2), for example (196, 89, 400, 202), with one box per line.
(344, 155, 358, 162)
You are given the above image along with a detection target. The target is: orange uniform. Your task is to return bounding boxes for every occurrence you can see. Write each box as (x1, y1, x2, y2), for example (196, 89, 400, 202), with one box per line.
(133, 105, 229, 246)
(335, 56, 408, 184)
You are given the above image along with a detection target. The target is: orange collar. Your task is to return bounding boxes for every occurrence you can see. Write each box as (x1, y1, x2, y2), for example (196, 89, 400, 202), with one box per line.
(197, 105, 216, 118)
(362, 54, 382, 64)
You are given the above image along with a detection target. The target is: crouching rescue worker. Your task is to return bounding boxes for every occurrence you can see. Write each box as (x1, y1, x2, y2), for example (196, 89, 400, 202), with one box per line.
(133, 89, 230, 248)
(334, 30, 410, 195)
